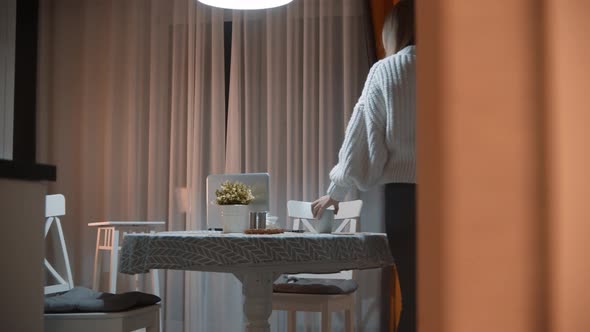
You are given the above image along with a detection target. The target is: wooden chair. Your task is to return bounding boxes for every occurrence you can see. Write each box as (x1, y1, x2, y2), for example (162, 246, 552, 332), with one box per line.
(273, 200, 363, 332)
(43, 194, 160, 332)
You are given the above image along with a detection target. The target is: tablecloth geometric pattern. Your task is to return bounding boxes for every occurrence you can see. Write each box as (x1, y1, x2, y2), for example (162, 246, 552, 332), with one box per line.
(119, 231, 393, 274)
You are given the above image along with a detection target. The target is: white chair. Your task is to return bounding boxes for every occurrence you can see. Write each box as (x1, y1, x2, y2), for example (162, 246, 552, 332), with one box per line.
(44, 194, 160, 332)
(88, 221, 165, 294)
(44, 194, 74, 295)
(273, 200, 363, 332)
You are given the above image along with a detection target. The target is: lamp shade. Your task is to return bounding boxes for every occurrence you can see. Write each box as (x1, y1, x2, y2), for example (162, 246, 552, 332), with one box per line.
(197, 0, 294, 10)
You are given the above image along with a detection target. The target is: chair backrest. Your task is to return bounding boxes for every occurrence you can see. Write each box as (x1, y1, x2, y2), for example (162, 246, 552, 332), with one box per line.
(44, 194, 74, 295)
(287, 200, 362, 234)
(287, 200, 363, 280)
(206, 173, 270, 229)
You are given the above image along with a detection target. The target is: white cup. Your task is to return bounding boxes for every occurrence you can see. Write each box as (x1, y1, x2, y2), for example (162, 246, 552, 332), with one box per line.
(316, 209, 334, 233)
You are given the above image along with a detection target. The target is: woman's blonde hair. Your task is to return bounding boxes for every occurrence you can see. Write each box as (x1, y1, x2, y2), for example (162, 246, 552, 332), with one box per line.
(382, 0, 415, 56)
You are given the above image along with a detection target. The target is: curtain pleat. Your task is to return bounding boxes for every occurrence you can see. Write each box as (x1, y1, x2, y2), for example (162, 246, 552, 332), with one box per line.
(226, 1, 384, 330)
(37, 0, 226, 331)
(37, 0, 389, 330)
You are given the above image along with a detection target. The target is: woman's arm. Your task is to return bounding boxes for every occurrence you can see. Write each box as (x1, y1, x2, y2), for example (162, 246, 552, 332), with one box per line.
(327, 60, 389, 201)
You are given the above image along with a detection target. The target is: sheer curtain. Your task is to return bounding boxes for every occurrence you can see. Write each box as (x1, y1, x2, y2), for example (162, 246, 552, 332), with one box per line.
(227, 0, 384, 330)
(37, 0, 384, 330)
(37, 0, 226, 331)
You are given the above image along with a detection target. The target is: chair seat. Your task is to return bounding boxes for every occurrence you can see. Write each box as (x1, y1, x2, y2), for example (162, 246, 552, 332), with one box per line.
(273, 276, 358, 295)
(44, 303, 161, 332)
(44, 287, 161, 313)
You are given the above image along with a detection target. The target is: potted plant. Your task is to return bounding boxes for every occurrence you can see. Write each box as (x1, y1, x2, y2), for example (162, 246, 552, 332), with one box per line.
(215, 180, 255, 233)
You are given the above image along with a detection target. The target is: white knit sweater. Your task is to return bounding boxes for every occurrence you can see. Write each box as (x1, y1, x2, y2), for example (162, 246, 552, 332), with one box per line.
(327, 45, 416, 201)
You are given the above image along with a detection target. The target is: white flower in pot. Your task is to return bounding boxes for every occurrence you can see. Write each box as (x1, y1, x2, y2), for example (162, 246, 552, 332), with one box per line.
(215, 181, 254, 233)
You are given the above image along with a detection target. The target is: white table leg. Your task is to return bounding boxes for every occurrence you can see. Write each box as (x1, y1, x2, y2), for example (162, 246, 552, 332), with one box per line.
(234, 272, 278, 332)
(109, 229, 120, 293)
(92, 228, 102, 291)
(149, 230, 162, 332)
(149, 230, 161, 297)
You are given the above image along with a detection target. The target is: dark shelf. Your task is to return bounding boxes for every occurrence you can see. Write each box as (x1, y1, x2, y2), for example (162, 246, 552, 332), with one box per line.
(0, 159, 56, 181)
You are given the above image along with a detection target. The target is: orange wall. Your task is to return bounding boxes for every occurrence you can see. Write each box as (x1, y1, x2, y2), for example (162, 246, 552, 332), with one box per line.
(416, 0, 590, 331)
(545, 1, 590, 331)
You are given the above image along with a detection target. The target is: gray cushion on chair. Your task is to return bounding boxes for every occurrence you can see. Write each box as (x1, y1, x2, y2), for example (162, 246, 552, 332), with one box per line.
(273, 275, 358, 295)
(44, 287, 161, 313)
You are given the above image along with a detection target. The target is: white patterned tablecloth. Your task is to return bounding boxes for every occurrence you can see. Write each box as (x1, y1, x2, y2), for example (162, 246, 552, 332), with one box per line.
(119, 231, 394, 275)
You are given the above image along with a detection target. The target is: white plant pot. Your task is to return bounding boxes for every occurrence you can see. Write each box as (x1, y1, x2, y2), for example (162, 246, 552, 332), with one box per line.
(220, 204, 249, 233)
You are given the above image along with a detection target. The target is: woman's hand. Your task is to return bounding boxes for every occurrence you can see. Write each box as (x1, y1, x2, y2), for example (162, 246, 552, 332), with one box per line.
(311, 195, 340, 218)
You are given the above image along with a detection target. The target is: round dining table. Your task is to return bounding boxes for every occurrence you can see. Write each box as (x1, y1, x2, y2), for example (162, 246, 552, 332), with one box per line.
(119, 230, 394, 332)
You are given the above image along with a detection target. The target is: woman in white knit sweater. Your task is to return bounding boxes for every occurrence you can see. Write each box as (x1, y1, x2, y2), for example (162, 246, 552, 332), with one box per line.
(311, 1, 416, 331)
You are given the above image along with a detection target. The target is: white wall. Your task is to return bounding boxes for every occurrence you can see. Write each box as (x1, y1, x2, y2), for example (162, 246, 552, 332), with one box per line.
(0, 0, 16, 160)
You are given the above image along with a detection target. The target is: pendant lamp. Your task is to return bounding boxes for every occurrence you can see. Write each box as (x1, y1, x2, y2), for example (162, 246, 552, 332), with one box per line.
(197, 0, 294, 10)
